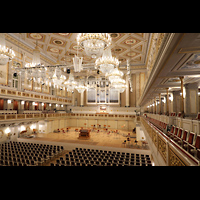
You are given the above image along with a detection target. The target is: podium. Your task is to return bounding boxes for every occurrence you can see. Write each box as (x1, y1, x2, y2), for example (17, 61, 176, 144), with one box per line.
(78, 129, 90, 139)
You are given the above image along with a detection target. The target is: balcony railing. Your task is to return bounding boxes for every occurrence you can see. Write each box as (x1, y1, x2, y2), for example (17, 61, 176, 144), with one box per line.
(141, 116, 199, 166)
(0, 86, 72, 104)
(0, 113, 136, 122)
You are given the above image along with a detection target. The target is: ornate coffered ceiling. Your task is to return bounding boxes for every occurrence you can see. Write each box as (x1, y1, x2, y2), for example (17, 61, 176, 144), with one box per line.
(8, 33, 151, 69)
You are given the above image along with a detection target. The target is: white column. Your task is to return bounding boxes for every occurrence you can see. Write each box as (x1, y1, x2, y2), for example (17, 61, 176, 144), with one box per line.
(80, 92, 84, 107)
(125, 76, 130, 107)
(136, 73, 140, 107)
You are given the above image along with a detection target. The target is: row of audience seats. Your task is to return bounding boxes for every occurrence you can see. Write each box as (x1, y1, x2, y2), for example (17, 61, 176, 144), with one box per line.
(50, 147, 152, 166)
(145, 116, 200, 161)
(167, 126, 200, 159)
(146, 116, 168, 133)
(170, 112, 200, 120)
(0, 141, 64, 166)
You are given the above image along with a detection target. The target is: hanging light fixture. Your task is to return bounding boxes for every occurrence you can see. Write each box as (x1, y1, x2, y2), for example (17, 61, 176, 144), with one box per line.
(105, 67, 124, 83)
(111, 77, 127, 93)
(73, 55, 83, 72)
(0, 33, 15, 65)
(64, 73, 77, 92)
(95, 47, 119, 74)
(25, 40, 40, 67)
(77, 33, 111, 58)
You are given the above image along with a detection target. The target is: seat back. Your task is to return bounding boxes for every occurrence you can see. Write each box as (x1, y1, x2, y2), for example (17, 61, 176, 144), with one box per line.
(182, 130, 189, 141)
(178, 112, 182, 117)
(177, 128, 183, 138)
(171, 125, 175, 134)
(187, 132, 196, 144)
(174, 127, 179, 136)
(194, 135, 200, 149)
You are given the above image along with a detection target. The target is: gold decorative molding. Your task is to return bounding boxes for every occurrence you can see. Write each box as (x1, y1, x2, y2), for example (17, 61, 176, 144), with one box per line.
(169, 147, 186, 166)
(158, 135, 167, 162)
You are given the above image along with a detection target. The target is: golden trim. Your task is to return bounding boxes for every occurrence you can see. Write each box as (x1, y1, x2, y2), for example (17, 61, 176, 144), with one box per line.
(169, 147, 186, 166)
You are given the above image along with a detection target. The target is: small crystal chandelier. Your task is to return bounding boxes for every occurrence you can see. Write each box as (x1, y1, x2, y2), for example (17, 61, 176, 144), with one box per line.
(25, 41, 40, 67)
(105, 67, 124, 83)
(111, 77, 127, 93)
(0, 33, 15, 65)
(77, 33, 111, 58)
(95, 47, 119, 74)
(52, 67, 66, 87)
(64, 73, 77, 92)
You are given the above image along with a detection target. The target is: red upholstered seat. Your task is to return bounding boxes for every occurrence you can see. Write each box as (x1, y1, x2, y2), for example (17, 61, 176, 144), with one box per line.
(177, 130, 188, 146)
(189, 135, 200, 157)
(170, 127, 179, 139)
(183, 132, 196, 151)
(174, 128, 183, 143)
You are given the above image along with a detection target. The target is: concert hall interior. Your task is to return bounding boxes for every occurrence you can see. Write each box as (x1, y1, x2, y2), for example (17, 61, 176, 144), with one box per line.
(0, 33, 200, 166)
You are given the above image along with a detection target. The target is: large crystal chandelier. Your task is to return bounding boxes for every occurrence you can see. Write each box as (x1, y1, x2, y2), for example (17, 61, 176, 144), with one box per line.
(95, 47, 119, 74)
(64, 73, 77, 92)
(0, 33, 15, 65)
(77, 33, 111, 58)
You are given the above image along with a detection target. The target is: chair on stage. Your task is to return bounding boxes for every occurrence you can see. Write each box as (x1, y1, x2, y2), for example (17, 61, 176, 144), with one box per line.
(122, 140, 126, 147)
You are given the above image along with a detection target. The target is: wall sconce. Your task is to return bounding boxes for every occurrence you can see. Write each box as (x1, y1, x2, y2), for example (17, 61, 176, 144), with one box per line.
(5, 127, 11, 134)
(21, 101, 25, 105)
(7, 100, 11, 104)
(162, 98, 166, 103)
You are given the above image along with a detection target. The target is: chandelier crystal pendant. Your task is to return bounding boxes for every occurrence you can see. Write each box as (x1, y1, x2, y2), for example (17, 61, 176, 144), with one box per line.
(77, 33, 111, 58)
(95, 47, 119, 74)
(0, 33, 15, 65)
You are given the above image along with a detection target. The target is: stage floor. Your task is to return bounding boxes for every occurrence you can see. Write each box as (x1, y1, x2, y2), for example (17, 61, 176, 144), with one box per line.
(23, 127, 149, 150)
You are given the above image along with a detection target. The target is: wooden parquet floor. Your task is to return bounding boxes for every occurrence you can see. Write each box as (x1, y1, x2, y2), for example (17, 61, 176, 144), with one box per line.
(27, 127, 149, 151)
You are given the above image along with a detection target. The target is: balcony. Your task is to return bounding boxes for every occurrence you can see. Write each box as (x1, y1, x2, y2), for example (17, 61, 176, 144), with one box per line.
(141, 116, 199, 166)
(0, 86, 72, 105)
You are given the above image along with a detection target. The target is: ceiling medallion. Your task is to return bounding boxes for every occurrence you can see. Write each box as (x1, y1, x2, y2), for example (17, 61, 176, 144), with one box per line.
(58, 33, 70, 36)
(127, 52, 136, 57)
(72, 45, 82, 51)
(30, 33, 43, 40)
(53, 39, 64, 46)
(110, 33, 119, 38)
(77, 33, 111, 58)
(125, 39, 136, 45)
(50, 48, 59, 53)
